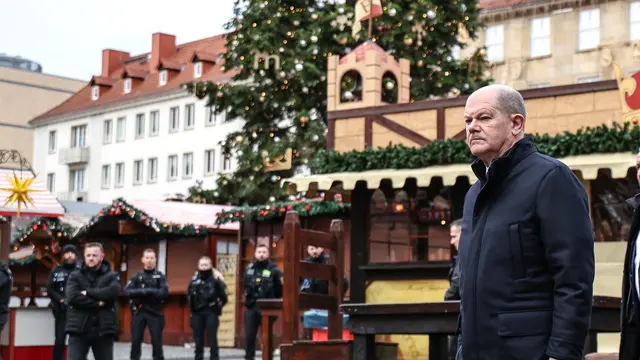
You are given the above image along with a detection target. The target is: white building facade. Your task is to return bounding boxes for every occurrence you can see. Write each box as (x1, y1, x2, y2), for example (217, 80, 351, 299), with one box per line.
(29, 33, 242, 204)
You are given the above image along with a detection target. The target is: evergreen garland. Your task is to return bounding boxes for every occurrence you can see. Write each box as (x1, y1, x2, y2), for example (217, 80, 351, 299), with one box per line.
(12, 217, 75, 245)
(74, 198, 214, 238)
(311, 122, 640, 174)
(216, 198, 350, 225)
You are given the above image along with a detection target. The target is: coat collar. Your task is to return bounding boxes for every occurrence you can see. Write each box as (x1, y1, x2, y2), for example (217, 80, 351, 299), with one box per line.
(471, 136, 537, 184)
(626, 193, 640, 209)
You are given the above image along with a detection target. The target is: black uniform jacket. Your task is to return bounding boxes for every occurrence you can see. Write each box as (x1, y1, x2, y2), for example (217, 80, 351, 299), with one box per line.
(124, 268, 169, 315)
(457, 137, 594, 360)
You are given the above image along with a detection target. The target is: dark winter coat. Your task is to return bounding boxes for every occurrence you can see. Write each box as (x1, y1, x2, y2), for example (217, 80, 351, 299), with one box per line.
(243, 260, 283, 308)
(300, 253, 350, 297)
(65, 261, 121, 337)
(444, 257, 460, 301)
(187, 271, 228, 314)
(619, 195, 640, 360)
(457, 137, 594, 360)
(0, 265, 12, 332)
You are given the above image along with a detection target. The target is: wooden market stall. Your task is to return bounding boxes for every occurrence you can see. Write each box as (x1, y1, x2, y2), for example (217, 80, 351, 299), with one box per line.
(215, 197, 351, 349)
(72, 198, 239, 346)
(0, 163, 68, 360)
(281, 43, 637, 359)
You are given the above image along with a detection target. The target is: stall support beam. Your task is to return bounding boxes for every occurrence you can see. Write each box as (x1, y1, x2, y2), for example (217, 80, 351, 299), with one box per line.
(350, 182, 370, 303)
(0, 216, 10, 264)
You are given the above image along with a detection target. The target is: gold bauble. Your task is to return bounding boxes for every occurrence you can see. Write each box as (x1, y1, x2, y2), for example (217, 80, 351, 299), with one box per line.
(338, 37, 348, 45)
(417, 60, 424, 68)
(300, 115, 310, 124)
(404, 37, 414, 46)
(235, 135, 244, 142)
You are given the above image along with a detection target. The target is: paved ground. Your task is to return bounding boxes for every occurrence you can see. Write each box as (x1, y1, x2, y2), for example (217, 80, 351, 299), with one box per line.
(86, 342, 281, 360)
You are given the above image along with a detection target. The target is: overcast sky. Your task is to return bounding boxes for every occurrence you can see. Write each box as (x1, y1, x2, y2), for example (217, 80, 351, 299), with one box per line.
(0, 0, 236, 81)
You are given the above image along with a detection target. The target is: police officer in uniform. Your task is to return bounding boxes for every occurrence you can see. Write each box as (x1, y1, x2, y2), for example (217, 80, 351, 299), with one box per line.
(243, 244, 283, 360)
(300, 245, 349, 296)
(46, 244, 78, 360)
(187, 256, 228, 360)
(124, 248, 168, 360)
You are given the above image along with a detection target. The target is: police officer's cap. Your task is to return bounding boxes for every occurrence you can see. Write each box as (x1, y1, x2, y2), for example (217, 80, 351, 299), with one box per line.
(62, 244, 77, 255)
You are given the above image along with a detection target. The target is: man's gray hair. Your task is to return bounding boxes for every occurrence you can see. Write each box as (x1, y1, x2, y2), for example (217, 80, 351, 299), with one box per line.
(450, 218, 463, 229)
(496, 87, 527, 119)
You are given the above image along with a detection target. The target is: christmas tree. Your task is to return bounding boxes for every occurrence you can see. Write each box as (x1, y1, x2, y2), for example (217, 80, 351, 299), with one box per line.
(186, 0, 491, 206)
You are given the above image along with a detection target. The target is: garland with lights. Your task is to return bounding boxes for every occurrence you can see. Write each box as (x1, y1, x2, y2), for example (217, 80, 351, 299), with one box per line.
(9, 251, 37, 266)
(216, 198, 351, 225)
(12, 217, 75, 249)
(311, 122, 640, 174)
(74, 198, 213, 238)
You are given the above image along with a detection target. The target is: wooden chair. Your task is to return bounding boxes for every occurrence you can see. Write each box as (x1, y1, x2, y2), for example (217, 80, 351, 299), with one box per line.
(258, 211, 345, 360)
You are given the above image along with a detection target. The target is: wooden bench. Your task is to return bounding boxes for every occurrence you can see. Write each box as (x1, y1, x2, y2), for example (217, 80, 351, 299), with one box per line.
(341, 296, 621, 360)
(257, 211, 346, 360)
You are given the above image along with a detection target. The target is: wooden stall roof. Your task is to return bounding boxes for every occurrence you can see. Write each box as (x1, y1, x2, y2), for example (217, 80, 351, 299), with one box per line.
(284, 152, 637, 191)
(0, 168, 64, 217)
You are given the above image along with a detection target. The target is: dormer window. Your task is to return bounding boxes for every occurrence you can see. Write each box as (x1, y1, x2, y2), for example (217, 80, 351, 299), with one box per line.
(124, 78, 132, 94)
(159, 70, 168, 86)
(194, 62, 202, 78)
(91, 85, 100, 101)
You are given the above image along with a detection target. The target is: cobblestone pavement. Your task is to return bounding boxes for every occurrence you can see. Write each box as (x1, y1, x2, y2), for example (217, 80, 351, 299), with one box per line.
(85, 342, 281, 360)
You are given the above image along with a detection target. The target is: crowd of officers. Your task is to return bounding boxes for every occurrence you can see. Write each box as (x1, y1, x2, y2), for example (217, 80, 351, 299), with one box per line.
(45, 241, 339, 360)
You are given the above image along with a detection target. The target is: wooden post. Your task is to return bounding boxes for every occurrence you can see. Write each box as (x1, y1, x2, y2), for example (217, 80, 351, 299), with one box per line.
(328, 219, 344, 340)
(281, 211, 301, 345)
(0, 216, 10, 264)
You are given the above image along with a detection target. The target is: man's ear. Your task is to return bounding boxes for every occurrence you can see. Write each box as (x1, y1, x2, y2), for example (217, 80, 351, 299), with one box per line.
(511, 114, 525, 136)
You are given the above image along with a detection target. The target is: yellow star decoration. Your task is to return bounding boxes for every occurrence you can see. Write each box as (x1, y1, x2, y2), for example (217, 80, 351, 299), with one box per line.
(0, 172, 44, 216)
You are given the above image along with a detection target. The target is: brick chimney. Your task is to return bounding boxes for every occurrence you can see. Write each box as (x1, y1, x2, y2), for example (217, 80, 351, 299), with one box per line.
(151, 33, 176, 71)
(101, 49, 130, 77)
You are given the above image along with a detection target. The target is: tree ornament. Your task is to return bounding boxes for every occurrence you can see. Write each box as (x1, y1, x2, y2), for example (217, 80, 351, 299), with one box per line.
(404, 37, 414, 46)
(385, 81, 395, 90)
(235, 135, 244, 143)
(295, 63, 304, 71)
(417, 60, 424, 67)
(302, 87, 309, 93)
(427, 10, 436, 19)
(411, 21, 426, 46)
(270, 175, 278, 182)
(311, 35, 318, 43)
(300, 115, 310, 124)
(389, 8, 397, 16)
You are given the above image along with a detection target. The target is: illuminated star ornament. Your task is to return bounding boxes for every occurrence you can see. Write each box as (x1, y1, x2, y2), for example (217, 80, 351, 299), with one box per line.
(0, 172, 43, 216)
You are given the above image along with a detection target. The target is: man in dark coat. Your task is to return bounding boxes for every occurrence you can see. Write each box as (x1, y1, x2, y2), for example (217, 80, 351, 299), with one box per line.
(46, 244, 79, 360)
(66, 242, 121, 360)
(457, 84, 594, 360)
(618, 150, 640, 360)
(300, 245, 349, 297)
(445, 219, 462, 360)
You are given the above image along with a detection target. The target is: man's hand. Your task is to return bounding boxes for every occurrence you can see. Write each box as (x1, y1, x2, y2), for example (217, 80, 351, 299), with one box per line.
(80, 290, 87, 296)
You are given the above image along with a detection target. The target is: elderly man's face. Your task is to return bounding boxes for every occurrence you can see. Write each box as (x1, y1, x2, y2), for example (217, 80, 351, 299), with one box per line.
(464, 87, 524, 165)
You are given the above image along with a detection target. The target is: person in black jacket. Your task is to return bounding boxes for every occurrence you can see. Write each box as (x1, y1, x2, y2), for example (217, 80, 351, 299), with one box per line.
(0, 258, 11, 360)
(444, 220, 461, 360)
(65, 242, 121, 360)
(457, 85, 593, 360)
(187, 256, 228, 360)
(243, 244, 282, 360)
(46, 244, 79, 360)
(124, 248, 168, 360)
(300, 245, 349, 296)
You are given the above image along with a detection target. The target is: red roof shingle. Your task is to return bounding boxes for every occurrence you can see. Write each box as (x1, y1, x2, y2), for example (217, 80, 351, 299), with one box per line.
(31, 33, 234, 125)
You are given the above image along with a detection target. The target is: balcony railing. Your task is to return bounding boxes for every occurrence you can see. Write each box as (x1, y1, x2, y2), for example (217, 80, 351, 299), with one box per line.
(59, 147, 90, 165)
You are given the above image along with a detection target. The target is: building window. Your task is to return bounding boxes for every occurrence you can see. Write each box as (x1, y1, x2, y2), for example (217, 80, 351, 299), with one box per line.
(222, 153, 232, 172)
(48, 130, 57, 153)
(115, 162, 125, 187)
(124, 78, 132, 94)
(530, 17, 551, 57)
(631, 2, 640, 40)
(159, 70, 168, 86)
(148, 157, 158, 183)
(116, 117, 126, 142)
(101, 165, 111, 189)
(183, 152, 194, 178)
(103, 119, 113, 144)
(576, 74, 601, 83)
(204, 149, 216, 176)
(69, 168, 85, 192)
(135, 113, 145, 139)
(133, 160, 143, 185)
(579, 8, 600, 51)
(185, 103, 195, 129)
(91, 85, 99, 101)
(46, 173, 55, 193)
(168, 155, 178, 180)
(485, 24, 504, 62)
(194, 62, 202, 78)
(205, 106, 217, 126)
(70, 125, 87, 148)
(170, 107, 179, 132)
(150, 111, 160, 136)
(451, 45, 461, 61)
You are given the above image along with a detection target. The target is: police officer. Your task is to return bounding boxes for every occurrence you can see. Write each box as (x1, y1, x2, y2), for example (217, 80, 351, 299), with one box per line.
(0, 250, 11, 360)
(124, 248, 168, 360)
(243, 244, 282, 360)
(187, 256, 228, 360)
(300, 245, 349, 296)
(46, 244, 78, 360)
